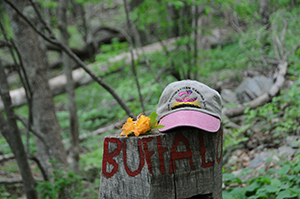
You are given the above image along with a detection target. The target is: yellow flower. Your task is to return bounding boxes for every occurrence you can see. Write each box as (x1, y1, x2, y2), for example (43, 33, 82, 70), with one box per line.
(120, 117, 136, 137)
(119, 111, 164, 137)
(134, 115, 150, 136)
(120, 115, 151, 137)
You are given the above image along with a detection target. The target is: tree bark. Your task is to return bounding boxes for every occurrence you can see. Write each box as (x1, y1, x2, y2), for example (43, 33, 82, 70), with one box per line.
(58, 0, 80, 174)
(0, 61, 38, 199)
(5, 0, 68, 176)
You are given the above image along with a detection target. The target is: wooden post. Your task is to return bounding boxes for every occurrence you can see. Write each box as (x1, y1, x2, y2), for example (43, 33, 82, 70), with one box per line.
(99, 127, 223, 199)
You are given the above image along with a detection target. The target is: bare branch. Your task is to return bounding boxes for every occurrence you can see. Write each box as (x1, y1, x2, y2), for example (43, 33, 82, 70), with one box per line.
(0, 39, 12, 48)
(275, 34, 284, 59)
(0, 38, 177, 112)
(14, 114, 51, 155)
(3, 0, 134, 117)
(153, 46, 184, 83)
(0, 153, 48, 181)
(280, 17, 288, 46)
(123, 0, 145, 113)
(27, 155, 49, 181)
(28, 0, 56, 39)
(9, 39, 33, 155)
(3, 0, 59, 45)
(272, 33, 281, 60)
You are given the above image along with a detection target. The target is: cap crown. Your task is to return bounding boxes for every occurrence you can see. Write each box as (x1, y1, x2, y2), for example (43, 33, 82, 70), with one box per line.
(157, 80, 222, 120)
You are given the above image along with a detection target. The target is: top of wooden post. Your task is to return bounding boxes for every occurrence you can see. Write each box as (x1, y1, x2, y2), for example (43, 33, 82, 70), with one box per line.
(99, 127, 223, 199)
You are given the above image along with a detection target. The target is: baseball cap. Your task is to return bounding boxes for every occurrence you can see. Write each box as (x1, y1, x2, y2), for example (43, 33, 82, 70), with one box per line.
(156, 80, 222, 132)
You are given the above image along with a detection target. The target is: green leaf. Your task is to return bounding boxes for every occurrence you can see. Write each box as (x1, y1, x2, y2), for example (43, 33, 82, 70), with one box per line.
(278, 165, 290, 175)
(276, 189, 298, 199)
(149, 111, 159, 128)
(255, 188, 269, 198)
(171, 1, 185, 9)
(149, 111, 158, 122)
(265, 185, 278, 193)
(280, 184, 289, 190)
(152, 125, 164, 129)
(270, 178, 281, 189)
(245, 182, 261, 193)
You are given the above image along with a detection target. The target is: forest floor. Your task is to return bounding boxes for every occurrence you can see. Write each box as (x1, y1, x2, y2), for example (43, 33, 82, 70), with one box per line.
(1, 62, 299, 198)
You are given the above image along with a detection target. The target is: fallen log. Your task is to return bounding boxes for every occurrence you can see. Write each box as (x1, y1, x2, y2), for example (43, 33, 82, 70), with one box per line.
(47, 33, 126, 60)
(0, 177, 43, 185)
(222, 61, 288, 118)
(0, 38, 177, 112)
(0, 153, 15, 163)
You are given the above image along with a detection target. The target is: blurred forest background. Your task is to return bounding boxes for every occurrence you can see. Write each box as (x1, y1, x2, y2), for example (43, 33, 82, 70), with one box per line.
(0, 0, 300, 198)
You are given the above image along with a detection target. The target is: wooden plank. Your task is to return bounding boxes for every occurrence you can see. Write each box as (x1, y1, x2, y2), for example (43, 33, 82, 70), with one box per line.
(99, 127, 223, 199)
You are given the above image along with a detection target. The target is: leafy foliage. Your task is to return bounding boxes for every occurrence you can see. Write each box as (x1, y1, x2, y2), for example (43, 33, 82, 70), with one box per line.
(0, 186, 12, 199)
(36, 169, 81, 199)
(223, 124, 250, 153)
(245, 79, 300, 139)
(36, 166, 98, 199)
(223, 153, 300, 198)
(80, 147, 103, 170)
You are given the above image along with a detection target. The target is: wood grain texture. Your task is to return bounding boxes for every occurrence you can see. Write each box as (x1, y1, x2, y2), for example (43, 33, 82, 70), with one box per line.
(99, 127, 223, 199)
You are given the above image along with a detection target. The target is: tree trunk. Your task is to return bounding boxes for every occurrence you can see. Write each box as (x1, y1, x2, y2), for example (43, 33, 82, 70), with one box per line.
(84, 2, 97, 57)
(58, 0, 80, 174)
(169, 6, 180, 37)
(128, 0, 149, 45)
(0, 61, 38, 199)
(197, 6, 212, 50)
(5, 0, 68, 176)
(43, 0, 52, 25)
(259, 0, 270, 27)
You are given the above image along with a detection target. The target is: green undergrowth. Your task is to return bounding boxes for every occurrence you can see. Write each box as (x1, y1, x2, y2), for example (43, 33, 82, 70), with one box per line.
(223, 153, 300, 199)
(35, 165, 99, 199)
(245, 79, 300, 139)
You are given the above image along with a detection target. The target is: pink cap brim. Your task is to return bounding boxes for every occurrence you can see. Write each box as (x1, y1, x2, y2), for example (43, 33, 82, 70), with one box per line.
(158, 110, 220, 132)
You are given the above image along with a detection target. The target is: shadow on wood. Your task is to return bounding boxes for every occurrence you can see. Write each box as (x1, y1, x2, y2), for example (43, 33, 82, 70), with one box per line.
(187, 193, 213, 199)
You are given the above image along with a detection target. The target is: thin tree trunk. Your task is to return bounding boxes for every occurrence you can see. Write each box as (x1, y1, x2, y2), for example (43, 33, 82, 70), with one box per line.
(0, 61, 38, 199)
(58, 0, 80, 174)
(259, 0, 270, 27)
(5, 0, 68, 176)
(191, 3, 199, 79)
(84, 2, 97, 57)
(44, 0, 51, 25)
(123, 0, 145, 113)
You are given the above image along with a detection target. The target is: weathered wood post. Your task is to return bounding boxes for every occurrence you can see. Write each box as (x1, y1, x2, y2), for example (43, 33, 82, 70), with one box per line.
(99, 80, 223, 199)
